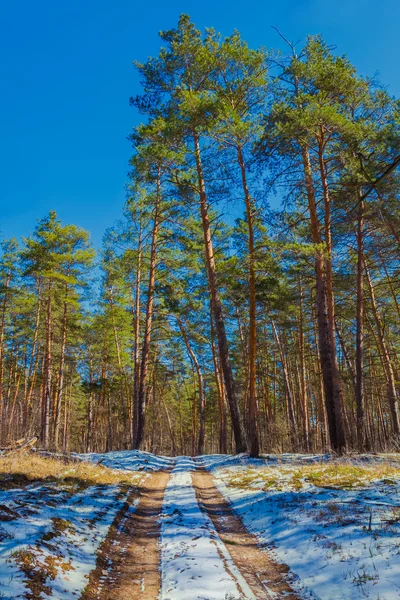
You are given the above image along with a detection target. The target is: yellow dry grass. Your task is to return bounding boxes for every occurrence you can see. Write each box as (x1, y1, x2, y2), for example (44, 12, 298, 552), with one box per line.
(0, 452, 143, 489)
(227, 461, 400, 491)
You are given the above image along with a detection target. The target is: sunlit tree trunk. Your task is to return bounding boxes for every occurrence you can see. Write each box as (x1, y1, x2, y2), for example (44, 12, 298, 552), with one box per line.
(355, 192, 367, 450)
(302, 146, 346, 453)
(136, 169, 161, 449)
(193, 130, 247, 453)
(298, 278, 310, 451)
(237, 146, 259, 457)
(365, 261, 400, 435)
(210, 310, 227, 454)
(54, 285, 68, 450)
(132, 223, 143, 447)
(41, 280, 53, 448)
(23, 280, 41, 432)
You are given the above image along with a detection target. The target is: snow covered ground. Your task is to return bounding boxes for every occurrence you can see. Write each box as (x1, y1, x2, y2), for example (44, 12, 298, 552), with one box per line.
(159, 456, 255, 600)
(0, 452, 147, 600)
(77, 448, 175, 472)
(1, 450, 400, 599)
(0, 481, 131, 599)
(203, 453, 400, 600)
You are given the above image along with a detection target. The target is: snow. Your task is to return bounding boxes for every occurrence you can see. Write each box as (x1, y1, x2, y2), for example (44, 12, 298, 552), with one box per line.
(0, 477, 142, 598)
(1, 450, 400, 599)
(77, 448, 175, 472)
(0, 450, 169, 599)
(159, 456, 256, 600)
(203, 454, 400, 600)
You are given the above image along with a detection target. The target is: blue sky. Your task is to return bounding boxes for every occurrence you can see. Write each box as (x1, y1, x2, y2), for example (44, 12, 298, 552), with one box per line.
(1, 0, 399, 248)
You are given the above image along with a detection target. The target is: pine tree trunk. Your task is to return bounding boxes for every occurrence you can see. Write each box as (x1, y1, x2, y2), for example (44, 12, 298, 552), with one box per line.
(237, 146, 259, 457)
(302, 146, 346, 453)
(23, 280, 41, 432)
(298, 278, 310, 451)
(355, 192, 366, 450)
(132, 224, 143, 447)
(7, 370, 21, 439)
(191, 364, 197, 457)
(335, 320, 356, 391)
(318, 143, 346, 453)
(193, 130, 247, 453)
(63, 381, 73, 452)
(135, 170, 161, 449)
(365, 261, 400, 435)
(109, 285, 129, 439)
(210, 311, 227, 454)
(41, 281, 53, 448)
(380, 252, 400, 319)
(87, 392, 94, 452)
(272, 320, 296, 443)
(54, 287, 68, 450)
(106, 386, 113, 452)
(178, 319, 206, 455)
(0, 275, 10, 443)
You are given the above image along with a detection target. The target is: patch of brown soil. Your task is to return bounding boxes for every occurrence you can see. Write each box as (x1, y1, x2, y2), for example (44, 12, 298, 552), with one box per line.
(81, 470, 170, 600)
(192, 468, 302, 600)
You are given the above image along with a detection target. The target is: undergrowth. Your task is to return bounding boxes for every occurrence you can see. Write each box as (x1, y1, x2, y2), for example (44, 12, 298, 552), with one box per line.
(227, 462, 400, 491)
(0, 453, 142, 490)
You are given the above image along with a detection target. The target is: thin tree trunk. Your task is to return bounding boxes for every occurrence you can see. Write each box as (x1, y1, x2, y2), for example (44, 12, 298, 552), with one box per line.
(312, 300, 328, 451)
(178, 384, 184, 454)
(298, 277, 310, 451)
(64, 381, 73, 453)
(191, 365, 197, 457)
(379, 252, 400, 320)
(237, 146, 259, 457)
(365, 261, 400, 435)
(271, 320, 296, 440)
(0, 275, 10, 442)
(86, 391, 94, 453)
(109, 285, 129, 431)
(41, 280, 53, 448)
(54, 286, 68, 450)
(210, 311, 227, 454)
(178, 319, 206, 455)
(136, 169, 161, 448)
(335, 320, 356, 391)
(132, 223, 143, 447)
(7, 370, 21, 440)
(355, 191, 366, 450)
(23, 280, 42, 432)
(161, 393, 176, 455)
(86, 358, 94, 453)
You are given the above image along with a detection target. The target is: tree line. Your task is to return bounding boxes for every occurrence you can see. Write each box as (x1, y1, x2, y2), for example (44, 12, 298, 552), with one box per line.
(1, 16, 400, 456)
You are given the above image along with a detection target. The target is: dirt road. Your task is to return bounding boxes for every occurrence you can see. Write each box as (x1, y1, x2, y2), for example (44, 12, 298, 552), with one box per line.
(82, 460, 302, 600)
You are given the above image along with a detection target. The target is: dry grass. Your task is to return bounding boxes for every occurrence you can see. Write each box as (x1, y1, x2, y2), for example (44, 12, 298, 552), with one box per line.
(227, 461, 400, 491)
(13, 548, 74, 599)
(0, 453, 143, 490)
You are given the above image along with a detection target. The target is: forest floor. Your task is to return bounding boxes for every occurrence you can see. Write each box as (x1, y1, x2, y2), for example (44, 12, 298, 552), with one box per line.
(0, 451, 399, 599)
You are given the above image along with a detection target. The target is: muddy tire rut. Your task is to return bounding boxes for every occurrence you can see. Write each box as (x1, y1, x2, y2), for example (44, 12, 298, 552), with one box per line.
(192, 467, 303, 600)
(81, 465, 303, 600)
(81, 470, 170, 600)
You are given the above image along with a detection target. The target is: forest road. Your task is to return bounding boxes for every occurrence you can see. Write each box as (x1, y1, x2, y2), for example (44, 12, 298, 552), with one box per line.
(81, 469, 171, 600)
(81, 460, 303, 600)
(192, 466, 302, 600)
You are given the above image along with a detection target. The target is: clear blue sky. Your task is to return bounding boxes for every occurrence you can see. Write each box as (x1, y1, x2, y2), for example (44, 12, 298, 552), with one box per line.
(1, 0, 399, 248)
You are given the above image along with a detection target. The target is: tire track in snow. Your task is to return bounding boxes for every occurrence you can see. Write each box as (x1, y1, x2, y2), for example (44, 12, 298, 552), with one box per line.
(82, 469, 171, 600)
(159, 456, 256, 600)
(193, 467, 305, 599)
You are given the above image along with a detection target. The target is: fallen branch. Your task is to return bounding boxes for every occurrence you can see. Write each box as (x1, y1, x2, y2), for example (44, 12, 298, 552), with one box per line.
(0, 437, 38, 455)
